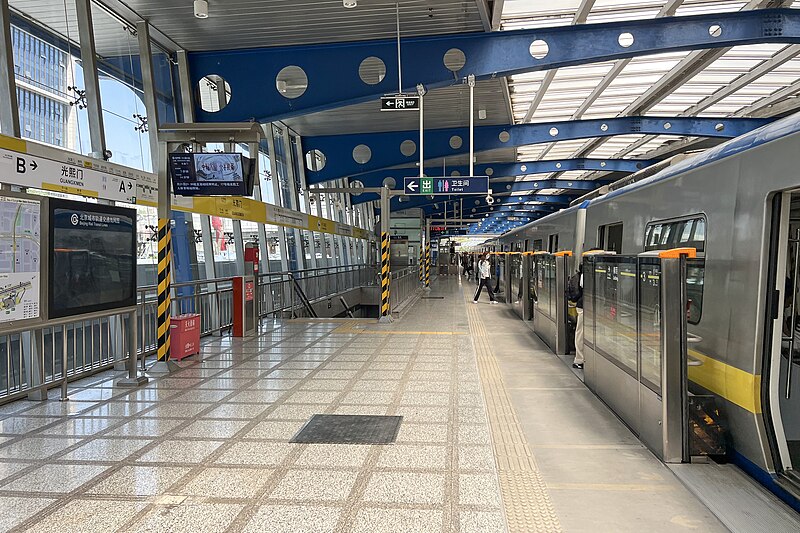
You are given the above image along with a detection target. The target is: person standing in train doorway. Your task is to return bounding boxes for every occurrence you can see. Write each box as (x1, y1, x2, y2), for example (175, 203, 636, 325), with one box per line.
(473, 254, 498, 304)
(567, 262, 584, 369)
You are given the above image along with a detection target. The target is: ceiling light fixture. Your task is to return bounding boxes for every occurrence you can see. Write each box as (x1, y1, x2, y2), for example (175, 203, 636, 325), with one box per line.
(343, 0, 357, 7)
(194, 0, 208, 19)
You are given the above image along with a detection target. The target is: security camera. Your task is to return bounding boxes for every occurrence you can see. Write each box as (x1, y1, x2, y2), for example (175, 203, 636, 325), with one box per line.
(194, 0, 208, 19)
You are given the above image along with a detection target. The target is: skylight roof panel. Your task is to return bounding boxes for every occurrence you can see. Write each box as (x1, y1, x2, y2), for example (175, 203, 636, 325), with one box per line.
(586, 8, 661, 24)
(675, 2, 748, 16)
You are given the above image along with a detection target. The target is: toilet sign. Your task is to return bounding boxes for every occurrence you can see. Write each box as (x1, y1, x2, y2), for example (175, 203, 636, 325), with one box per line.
(404, 176, 489, 196)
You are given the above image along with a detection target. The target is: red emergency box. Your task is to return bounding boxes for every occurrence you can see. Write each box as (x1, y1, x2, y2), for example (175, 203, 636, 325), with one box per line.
(170, 314, 201, 360)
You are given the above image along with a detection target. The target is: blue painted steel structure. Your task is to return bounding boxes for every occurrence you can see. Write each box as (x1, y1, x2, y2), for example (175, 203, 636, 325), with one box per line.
(394, 193, 574, 214)
(322, 158, 652, 187)
(189, 9, 800, 123)
(302, 117, 770, 183)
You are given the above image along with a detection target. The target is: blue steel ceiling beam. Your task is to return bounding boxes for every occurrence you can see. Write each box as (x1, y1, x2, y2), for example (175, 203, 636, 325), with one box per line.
(189, 9, 800, 123)
(353, 177, 610, 206)
(324, 158, 652, 187)
(302, 116, 769, 183)
(399, 193, 572, 214)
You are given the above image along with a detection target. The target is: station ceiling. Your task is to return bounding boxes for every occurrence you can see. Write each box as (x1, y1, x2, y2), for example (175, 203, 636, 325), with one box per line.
(10, 0, 800, 230)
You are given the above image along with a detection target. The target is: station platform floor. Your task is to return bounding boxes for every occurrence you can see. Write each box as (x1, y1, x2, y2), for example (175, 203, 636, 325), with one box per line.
(0, 277, 733, 532)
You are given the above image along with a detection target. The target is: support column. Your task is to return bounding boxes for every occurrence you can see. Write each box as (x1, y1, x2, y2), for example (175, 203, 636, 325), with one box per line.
(294, 135, 319, 269)
(0, 0, 20, 136)
(379, 186, 393, 323)
(140, 21, 172, 370)
(75, 0, 106, 158)
(280, 127, 305, 270)
(425, 219, 431, 290)
(265, 124, 289, 272)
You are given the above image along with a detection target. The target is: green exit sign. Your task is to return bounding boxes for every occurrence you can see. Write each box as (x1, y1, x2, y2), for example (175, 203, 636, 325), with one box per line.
(421, 178, 433, 194)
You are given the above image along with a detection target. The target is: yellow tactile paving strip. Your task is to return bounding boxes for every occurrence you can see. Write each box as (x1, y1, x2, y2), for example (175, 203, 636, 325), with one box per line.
(466, 300, 563, 533)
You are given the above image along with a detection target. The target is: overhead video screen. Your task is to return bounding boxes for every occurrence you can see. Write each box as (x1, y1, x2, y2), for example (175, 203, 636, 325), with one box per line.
(169, 153, 255, 196)
(48, 199, 136, 319)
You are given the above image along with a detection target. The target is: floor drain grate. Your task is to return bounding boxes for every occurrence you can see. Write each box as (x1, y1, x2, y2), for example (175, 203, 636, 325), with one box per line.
(290, 414, 403, 444)
(421, 296, 445, 299)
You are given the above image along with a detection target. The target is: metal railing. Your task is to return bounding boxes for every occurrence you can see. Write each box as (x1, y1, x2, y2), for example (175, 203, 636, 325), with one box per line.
(0, 307, 137, 404)
(390, 266, 422, 310)
(0, 264, 381, 405)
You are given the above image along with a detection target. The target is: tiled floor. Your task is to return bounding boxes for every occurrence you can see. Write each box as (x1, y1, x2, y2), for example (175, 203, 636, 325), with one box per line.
(0, 277, 741, 532)
(0, 284, 504, 532)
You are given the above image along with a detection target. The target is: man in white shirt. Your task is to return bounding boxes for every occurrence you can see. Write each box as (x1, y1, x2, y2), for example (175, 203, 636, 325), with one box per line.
(473, 254, 498, 304)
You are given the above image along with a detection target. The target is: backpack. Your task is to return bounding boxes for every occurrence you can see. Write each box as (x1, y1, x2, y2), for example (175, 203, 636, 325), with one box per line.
(566, 272, 582, 302)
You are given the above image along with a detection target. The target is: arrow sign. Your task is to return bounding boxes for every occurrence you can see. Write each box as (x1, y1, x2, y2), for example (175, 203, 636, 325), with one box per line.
(29, 160, 37, 171)
(381, 94, 420, 112)
(404, 176, 489, 195)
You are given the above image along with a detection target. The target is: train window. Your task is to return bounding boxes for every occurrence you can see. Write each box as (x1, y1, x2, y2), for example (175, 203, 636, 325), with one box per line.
(548, 234, 558, 253)
(533, 239, 543, 251)
(644, 215, 706, 253)
(524, 239, 529, 252)
(607, 223, 623, 253)
(687, 260, 705, 325)
(598, 223, 623, 252)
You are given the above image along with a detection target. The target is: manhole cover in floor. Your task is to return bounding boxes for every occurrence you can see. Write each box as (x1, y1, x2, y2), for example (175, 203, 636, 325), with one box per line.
(290, 414, 403, 444)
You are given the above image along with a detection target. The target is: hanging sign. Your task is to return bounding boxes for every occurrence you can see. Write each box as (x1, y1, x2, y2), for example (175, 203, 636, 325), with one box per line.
(381, 94, 420, 112)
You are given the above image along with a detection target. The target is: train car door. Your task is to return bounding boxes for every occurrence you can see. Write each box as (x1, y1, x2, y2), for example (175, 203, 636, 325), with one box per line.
(765, 191, 800, 496)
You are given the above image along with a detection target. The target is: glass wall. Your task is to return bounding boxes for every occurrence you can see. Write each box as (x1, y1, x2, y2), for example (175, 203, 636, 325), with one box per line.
(9, 9, 90, 154)
(0, 1, 373, 301)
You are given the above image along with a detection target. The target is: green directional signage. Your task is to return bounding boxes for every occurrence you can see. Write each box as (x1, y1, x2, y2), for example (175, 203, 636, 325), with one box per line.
(420, 177, 433, 194)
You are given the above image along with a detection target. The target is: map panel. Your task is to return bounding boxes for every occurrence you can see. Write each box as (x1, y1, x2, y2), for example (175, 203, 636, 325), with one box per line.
(0, 197, 41, 323)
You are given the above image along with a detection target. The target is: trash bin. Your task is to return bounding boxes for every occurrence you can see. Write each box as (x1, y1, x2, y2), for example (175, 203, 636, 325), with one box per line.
(170, 314, 201, 360)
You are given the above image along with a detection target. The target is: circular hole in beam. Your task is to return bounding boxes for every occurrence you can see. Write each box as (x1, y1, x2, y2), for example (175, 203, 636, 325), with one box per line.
(305, 149, 327, 171)
(529, 39, 549, 60)
(443, 48, 467, 72)
(198, 74, 231, 112)
(449, 135, 463, 149)
(359, 56, 387, 85)
(276, 65, 308, 99)
(715, 123, 725, 132)
(600, 123, 609, 132)
(618, 32, 634, 48)
(382, 177, 396, 189)
(353, 144, 372, 164)
(451, 170, 461, 177)
(400, 139, 416, 157)
(486, 168, 494, 176)
(709, 24, 723, 38)
(549, 127, 559, 137)
(499, 131, 511, 143)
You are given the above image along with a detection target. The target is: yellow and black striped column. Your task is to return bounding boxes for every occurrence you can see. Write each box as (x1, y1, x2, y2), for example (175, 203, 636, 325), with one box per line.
(424, 240, 431, 288)
(380, 232, 391, 318)
(419, 246, 424, 283)
(156, 218, 172, 362)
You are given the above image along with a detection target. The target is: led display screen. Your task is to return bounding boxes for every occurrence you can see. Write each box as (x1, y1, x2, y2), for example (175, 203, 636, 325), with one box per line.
(169, 153, 255, 196)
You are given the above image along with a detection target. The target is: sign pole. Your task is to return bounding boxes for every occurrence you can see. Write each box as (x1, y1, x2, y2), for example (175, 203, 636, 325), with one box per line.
(468, 74, 475, 178)
(379, 185, 394, 323)
(418, 84, 425, 180)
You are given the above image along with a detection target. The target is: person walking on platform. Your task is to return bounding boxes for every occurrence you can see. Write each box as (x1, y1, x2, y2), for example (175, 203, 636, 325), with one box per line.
(567, 262, 585, 369)
(462, 254, 473, 278)
(473, 254, 498, 304)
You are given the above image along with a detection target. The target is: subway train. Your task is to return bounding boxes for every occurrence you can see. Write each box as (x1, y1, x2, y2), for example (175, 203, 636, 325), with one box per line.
(493, 112, 800, 507)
